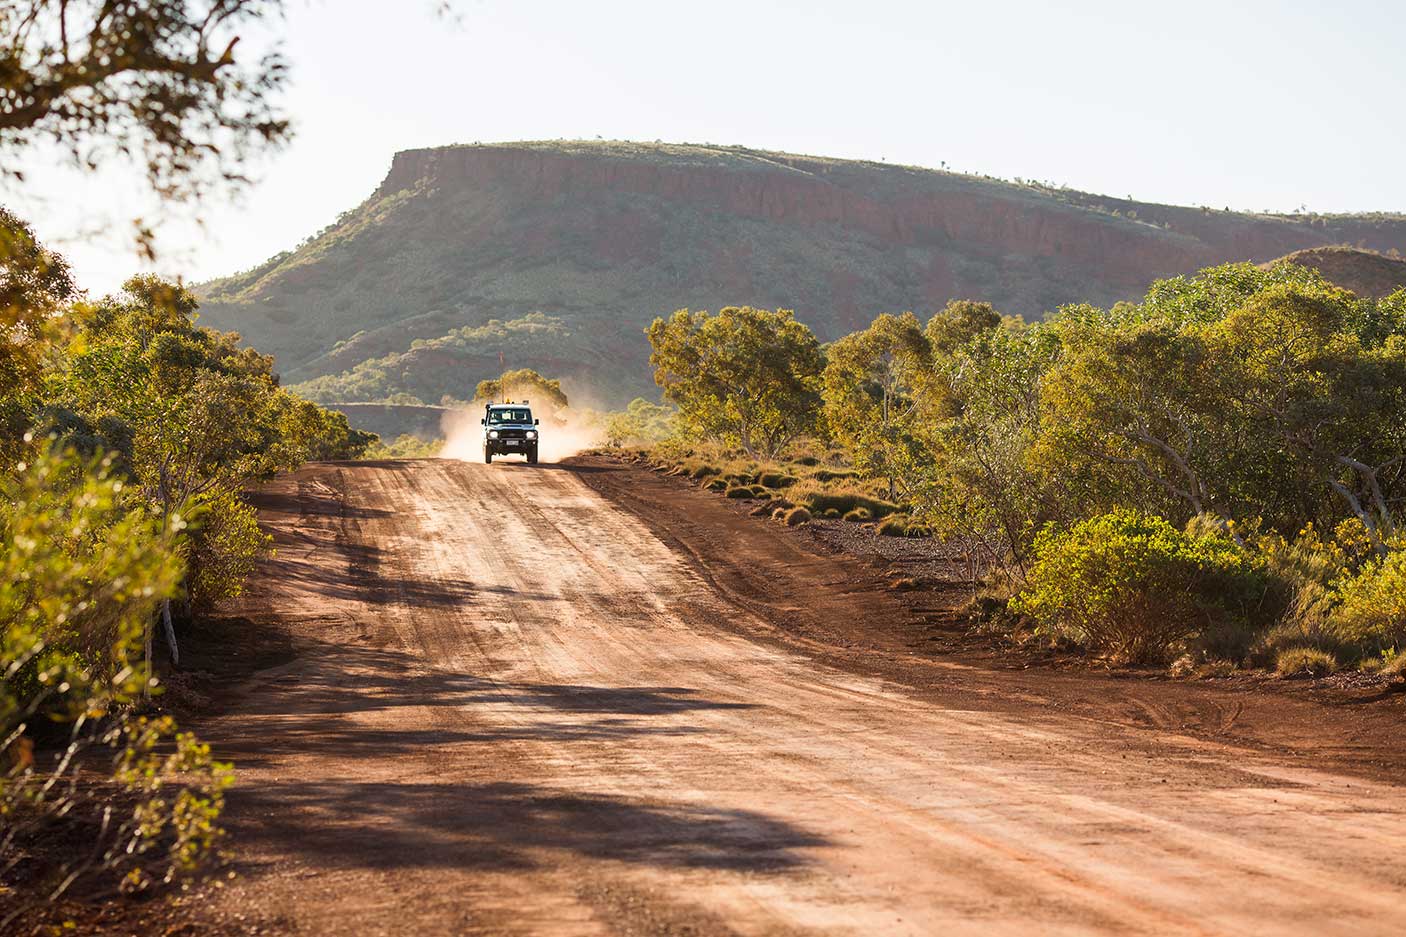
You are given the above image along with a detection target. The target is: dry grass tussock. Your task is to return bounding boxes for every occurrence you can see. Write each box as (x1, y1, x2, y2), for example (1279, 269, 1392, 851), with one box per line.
(649, 440, 917, 531)
(1275, 647, 1340, 678)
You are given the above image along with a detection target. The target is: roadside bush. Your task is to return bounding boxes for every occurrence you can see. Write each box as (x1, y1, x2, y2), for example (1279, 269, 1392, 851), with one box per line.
(783, 507, 812, 526)
(843, 507, 872, 522)
(1329, 548, 1406, 652)
(724, 485, 754, 499)
(689, 463, 721, 480)
(822, 508, 840, 518)
(2, 448, 231, 909)
(706, 478, 728, 492)
(1275, 646, 1339, 677)
(1010, 511, 1267, 664)
(186, 490, 274, 611)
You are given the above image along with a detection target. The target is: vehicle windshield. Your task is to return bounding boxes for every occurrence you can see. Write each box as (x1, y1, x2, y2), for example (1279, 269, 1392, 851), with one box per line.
(487, 408, 533, 424)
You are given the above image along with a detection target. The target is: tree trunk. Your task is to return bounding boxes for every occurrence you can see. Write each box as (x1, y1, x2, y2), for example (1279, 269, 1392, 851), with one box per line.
(161, 599, 180, 668)
(143, 621, 153, 699)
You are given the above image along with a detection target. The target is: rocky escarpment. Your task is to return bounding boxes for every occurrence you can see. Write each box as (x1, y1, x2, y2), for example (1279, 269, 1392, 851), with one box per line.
(197, 141, 1406, 405)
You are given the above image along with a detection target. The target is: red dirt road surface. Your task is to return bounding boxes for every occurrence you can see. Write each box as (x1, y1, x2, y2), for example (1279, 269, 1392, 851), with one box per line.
(196, 457, 1406, 936)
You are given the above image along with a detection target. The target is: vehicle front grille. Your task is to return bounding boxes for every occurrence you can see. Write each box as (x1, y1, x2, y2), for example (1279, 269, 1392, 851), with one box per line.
(496, 428, 529, 439)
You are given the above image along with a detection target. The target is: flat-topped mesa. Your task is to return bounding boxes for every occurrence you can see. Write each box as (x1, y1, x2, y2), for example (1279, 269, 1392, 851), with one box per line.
(196, 140, 1406, 408)
(375, 142, 1406, 276)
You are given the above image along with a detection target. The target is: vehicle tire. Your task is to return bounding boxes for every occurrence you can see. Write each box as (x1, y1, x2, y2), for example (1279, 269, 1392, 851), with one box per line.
(527, 447, 538, 464)
(484, 448, 493, 464)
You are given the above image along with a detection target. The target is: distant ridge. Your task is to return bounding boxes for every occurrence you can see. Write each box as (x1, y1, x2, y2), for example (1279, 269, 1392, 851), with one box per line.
(1263, 246, 1406, 298)
(196, 140, 1406, 405)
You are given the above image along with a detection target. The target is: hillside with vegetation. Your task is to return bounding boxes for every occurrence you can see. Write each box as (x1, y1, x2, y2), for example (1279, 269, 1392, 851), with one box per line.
(196, 141, 1406, 408)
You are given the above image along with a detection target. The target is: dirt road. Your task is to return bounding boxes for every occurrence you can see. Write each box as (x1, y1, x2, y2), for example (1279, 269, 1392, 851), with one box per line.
(197, 457, 1406, 936)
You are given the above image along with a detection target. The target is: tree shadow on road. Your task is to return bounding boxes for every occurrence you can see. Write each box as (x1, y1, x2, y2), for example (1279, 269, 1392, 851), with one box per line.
(204, 642, 758, 768)
(249, 489, 395, 519)
(201, 639, 817, 881)
(228, 779, 828, 876)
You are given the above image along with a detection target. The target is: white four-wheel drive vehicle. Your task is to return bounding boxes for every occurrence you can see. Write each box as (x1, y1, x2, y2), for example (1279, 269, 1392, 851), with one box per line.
(481, 401, 540, 463)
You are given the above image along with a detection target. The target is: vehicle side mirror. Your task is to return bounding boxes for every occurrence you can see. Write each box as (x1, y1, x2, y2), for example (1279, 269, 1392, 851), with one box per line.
(535, 419, 540, 425)
(480, 418, 485, 425)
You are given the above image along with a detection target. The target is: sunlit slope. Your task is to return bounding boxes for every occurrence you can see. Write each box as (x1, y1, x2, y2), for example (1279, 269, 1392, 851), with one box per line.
(1264, 246, 1406, 298)
(197, 141, 1406, 405)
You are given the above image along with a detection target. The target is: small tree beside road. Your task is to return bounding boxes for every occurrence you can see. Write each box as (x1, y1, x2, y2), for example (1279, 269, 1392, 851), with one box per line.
(646, 306, 823, 459)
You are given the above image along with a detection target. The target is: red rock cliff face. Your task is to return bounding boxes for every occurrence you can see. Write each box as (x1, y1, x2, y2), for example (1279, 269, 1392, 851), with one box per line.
(376, 145, 1405, 300)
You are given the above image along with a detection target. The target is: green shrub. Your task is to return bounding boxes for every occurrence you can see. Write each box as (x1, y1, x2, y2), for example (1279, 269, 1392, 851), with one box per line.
(724, 485, 754, 499)
(822, 507, 840, 518)
(783, 507, 812, 526)
(793, 455, 820, 467)
(1010, 511, 1266, 664)
(1233, 524, 1347, 660)
(187, 490, 272, 610)
(2, 448, 231, 902)
(706, 478, 728, 491)
(1330, 548, 1406, 651)
(843, 507, 872, 522)
(689, 463, 721, 480)
(757, 471, 798, 489)
(1275, 647, 1338, 677)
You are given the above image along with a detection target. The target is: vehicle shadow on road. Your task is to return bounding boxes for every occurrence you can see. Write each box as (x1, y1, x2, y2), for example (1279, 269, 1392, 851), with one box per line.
(227, 779, 828, 875)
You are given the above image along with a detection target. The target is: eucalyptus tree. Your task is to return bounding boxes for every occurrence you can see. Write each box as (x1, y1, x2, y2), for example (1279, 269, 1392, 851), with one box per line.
(646, 306, 824, 459)
(822, 312, 932, 500)
(0, 0, 290, 200)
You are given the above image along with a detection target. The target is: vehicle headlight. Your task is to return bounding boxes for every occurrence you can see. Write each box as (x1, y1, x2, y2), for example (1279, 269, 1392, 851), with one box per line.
(526, 430, 537, 439)
(488, 430, 499, 439)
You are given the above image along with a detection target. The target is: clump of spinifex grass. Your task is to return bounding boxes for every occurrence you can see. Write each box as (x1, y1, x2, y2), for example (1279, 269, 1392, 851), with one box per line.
(1275, 647, 1339, 678)
(782, 506, 812, 526)
(783, 473, 902, 519)
(643, 438, 925, 534)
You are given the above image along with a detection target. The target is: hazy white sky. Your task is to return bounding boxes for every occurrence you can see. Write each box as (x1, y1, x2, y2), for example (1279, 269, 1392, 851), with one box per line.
(6, 0, 1405, 295)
